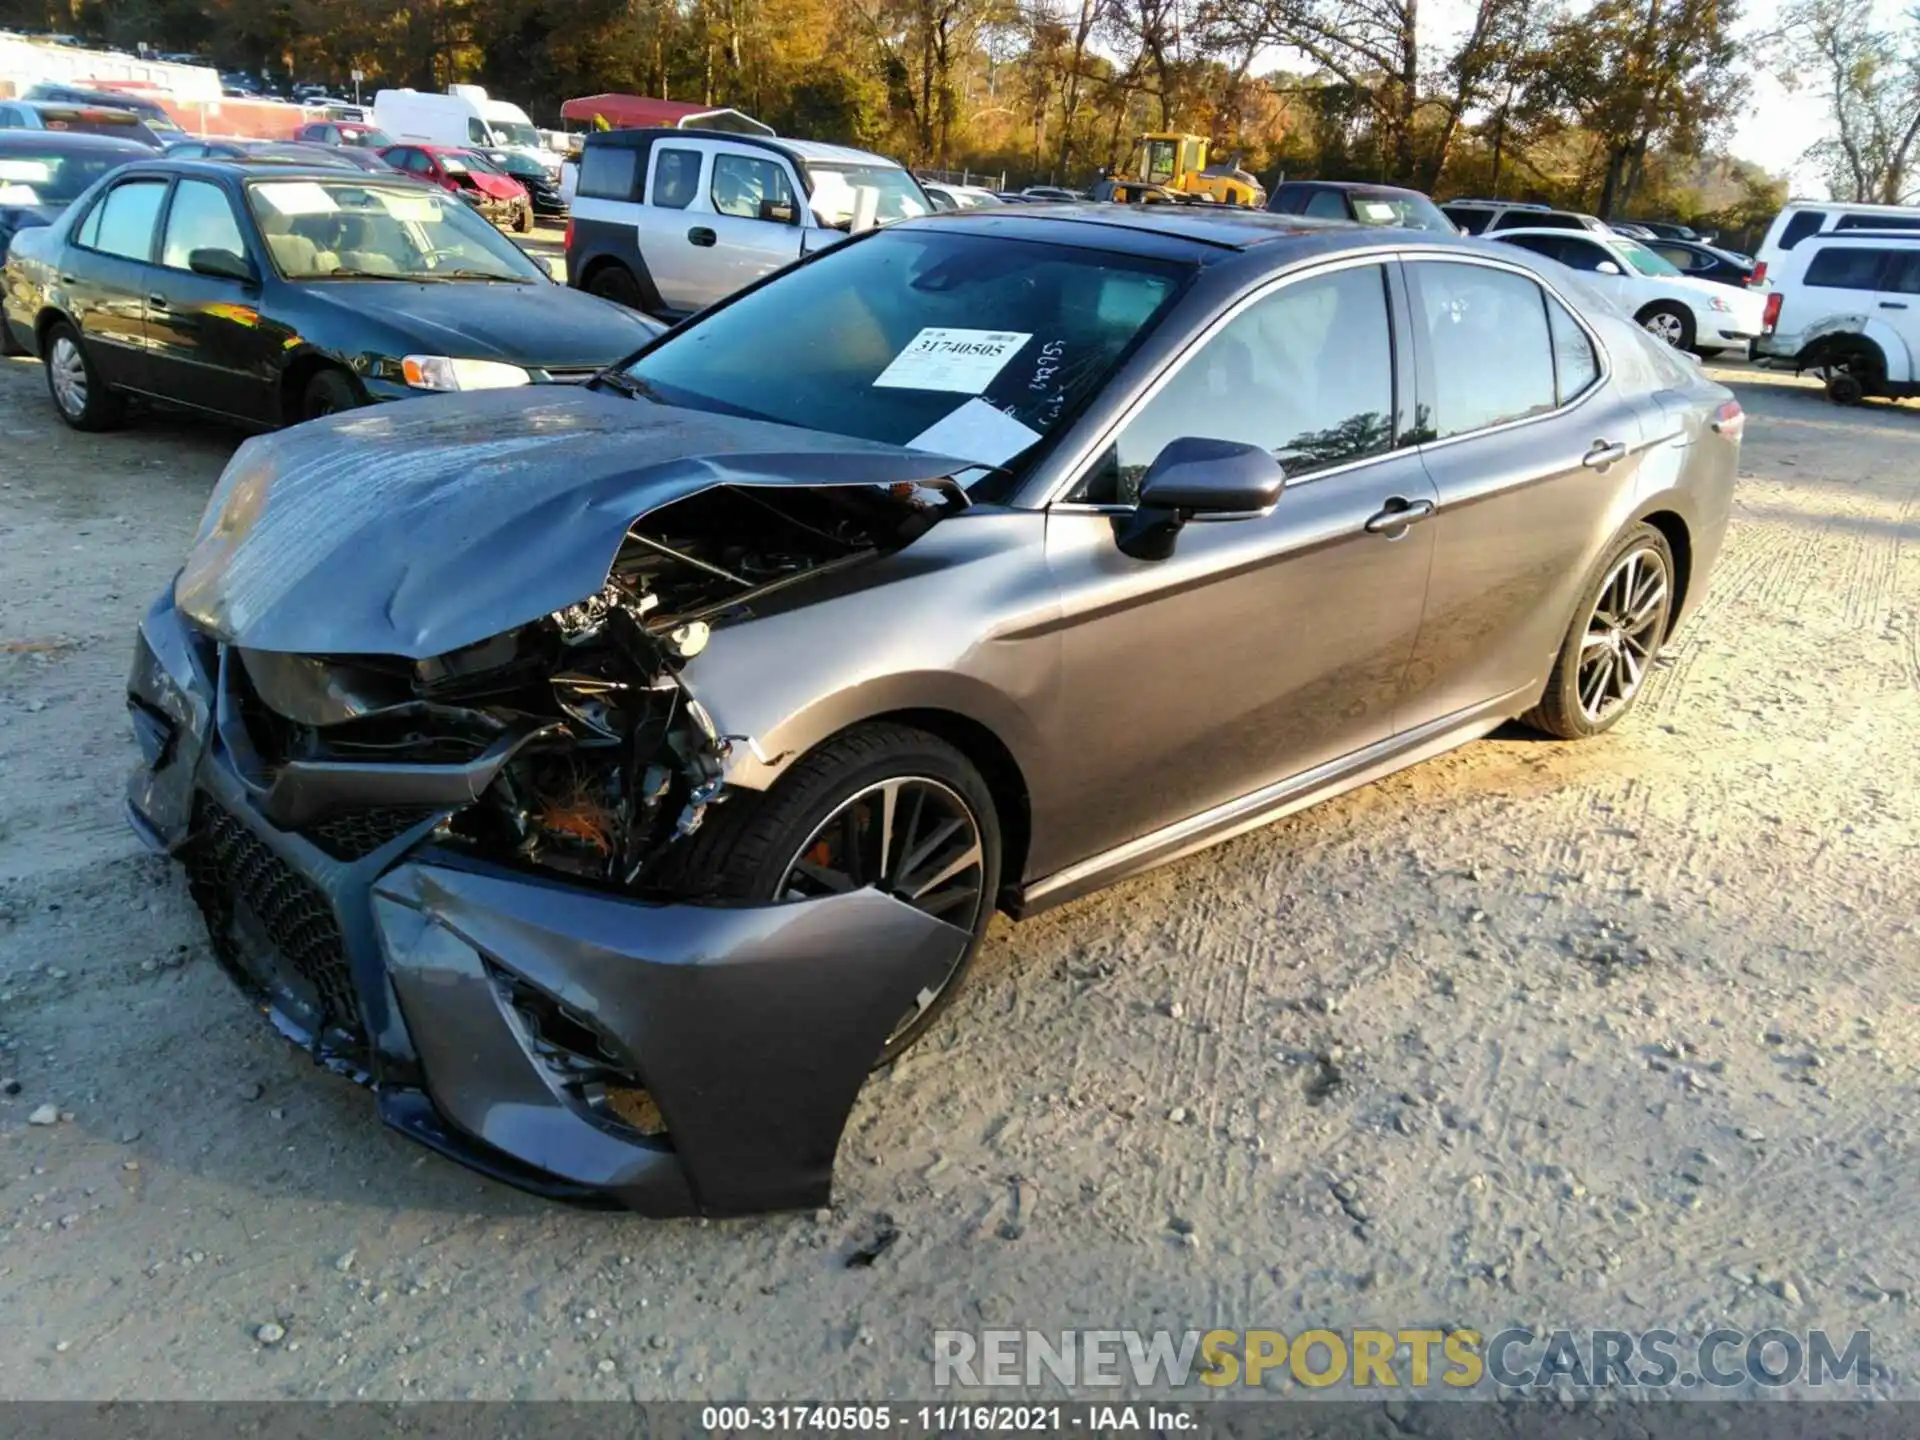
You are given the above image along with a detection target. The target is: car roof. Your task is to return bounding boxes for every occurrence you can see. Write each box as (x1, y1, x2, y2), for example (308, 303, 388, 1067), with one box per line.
(107, 157, 434, 186)
(583, 126, 904, 170)
(1491, 226, 1614, 242)
(1287, 179, 1429, 197)
(895, 205, 1468, 263)
(0, 129, 151, 153)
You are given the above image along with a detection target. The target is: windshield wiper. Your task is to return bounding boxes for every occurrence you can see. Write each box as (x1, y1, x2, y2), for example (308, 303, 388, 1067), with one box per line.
(432, 268, 533, 283)
(589, 369, 658, 402)
(312, 268, 420, 281)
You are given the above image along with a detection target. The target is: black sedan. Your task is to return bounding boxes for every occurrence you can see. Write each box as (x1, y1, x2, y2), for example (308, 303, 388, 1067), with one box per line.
(1642, 237, 1755, 288)
(477, 148, 566, 216)
(3, 159, 661, 430)
(0, 131, 151, 354)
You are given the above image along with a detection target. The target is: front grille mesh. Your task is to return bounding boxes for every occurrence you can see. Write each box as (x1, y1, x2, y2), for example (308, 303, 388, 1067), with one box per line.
(187, 799, 364, 1050)
(305, 807, 439, 861)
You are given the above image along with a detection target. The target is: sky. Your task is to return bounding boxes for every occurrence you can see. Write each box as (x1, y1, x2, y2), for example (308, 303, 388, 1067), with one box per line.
(1399, 0, 1912, 198)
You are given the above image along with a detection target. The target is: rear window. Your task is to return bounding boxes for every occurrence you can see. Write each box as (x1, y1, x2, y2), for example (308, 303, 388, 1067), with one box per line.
(578, 144, 639, 202)
(1347, 190, 1456, 234)
(1778, 210, 1827, 250)
(1804, 247, 1893, 290)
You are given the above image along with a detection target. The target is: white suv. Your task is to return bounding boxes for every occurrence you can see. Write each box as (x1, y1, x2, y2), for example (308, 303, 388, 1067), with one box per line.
(1754, 233, 1920, 404)
(1749, 199, 1920, 290)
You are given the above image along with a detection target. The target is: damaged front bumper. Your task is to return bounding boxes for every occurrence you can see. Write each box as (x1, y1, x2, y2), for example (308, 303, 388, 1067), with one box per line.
(126, 588, 969, 1216)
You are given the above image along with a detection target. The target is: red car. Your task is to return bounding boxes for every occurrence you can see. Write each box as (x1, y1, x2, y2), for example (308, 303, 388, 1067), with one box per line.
(378, 143, 533, 232)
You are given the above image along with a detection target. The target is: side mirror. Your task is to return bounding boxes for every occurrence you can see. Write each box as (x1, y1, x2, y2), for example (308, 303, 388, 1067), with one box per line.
(1594, 260, 1623, 276)
(1116, 437, 1286, 560)
(188, 247, 258, 286)
(757, 197, 798, 224)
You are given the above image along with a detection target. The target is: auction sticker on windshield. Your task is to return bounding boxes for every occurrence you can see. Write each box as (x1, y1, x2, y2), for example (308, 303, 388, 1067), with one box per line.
(374, 192, 443, 222)
(875, 328, 1032, 393)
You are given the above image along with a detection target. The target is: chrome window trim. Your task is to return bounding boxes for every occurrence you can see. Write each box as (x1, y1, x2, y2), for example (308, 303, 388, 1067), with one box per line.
(1040, 245, 1612, 510)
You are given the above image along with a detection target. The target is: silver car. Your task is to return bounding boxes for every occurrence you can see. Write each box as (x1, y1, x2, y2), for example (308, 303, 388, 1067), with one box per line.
(127, 209, 1743, 1215)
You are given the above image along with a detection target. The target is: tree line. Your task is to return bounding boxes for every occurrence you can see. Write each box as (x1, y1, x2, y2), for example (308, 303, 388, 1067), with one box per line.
(8, 0, 1917, 229)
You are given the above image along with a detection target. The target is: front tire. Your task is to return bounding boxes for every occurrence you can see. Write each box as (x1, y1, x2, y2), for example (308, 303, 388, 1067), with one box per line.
(513, 199, 534, 234)
(301, 368, 361, 422)
(676, 722, 1001, 1065)
(43, 321, 123, 431)
(1635, 301, 1695, 352)
(1523, 522, 1676, 740)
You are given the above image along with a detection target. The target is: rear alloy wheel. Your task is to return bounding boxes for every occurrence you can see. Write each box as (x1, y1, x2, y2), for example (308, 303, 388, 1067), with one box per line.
(1635, 301, 1695, 352)
(1523, 522, 1676, 740)
(674, 722, 1001, 1066)
(302, 368, 362, 422)
(43, 322, 124, 431)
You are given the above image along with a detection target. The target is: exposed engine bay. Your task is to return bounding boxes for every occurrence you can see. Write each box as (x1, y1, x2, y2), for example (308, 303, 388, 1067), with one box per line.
(234, 481, 961, 893)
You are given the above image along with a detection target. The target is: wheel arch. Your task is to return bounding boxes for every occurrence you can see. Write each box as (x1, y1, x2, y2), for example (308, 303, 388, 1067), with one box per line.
(1636, 508, 1693, 631)
(864, 706, 1033, 916)
(278, 351, 362, 425)
(34, 305, 74, 354)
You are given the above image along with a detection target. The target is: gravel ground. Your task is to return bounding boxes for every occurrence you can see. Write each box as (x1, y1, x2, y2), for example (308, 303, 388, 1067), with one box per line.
(0, 351, 1914, 1402)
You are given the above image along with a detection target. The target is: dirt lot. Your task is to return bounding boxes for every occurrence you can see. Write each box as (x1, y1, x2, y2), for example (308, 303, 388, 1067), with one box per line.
(0, 348, 1915, 1402)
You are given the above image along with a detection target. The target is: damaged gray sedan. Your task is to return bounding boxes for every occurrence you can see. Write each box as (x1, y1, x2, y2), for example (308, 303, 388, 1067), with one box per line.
(127, 208, 1742, 1215)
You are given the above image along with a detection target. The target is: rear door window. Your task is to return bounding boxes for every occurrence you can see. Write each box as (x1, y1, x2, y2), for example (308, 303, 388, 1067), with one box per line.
(77, 177, 167, 261)
(1778, 210, 1827, 250)
(1270, 183, 1309, 214)
(578, 144, 640, 201)
(651, 147, 701, 208)
(1499, 234, 1566, 263)
(1546, 296, 1600, 405)
(1804, 248, 1892, 290)
(1884, 250, 1920, 294)
(1445, 206, 1494, 235)
(1835, 213, 1920, 232)
(1410, 261, 1557, 440)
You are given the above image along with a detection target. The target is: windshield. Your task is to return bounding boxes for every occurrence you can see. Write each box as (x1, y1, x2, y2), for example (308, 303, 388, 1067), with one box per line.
(0, 150, 134, 206)
(489, 120, 541, 149)
(621, 229, 1188, 494)
(1616, 238, 1682, 277)
(486, 150, 542, 179)
(245, 178, 545, 282)
(805, 164, 931, 227)
(1349, 190, 1456, 234)
(340, 127, 392, 148)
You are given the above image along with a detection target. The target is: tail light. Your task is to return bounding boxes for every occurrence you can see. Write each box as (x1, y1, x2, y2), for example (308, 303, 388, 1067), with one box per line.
(1762, 292, 1782, 333)
(564, 217, 574, 251)
(1712, 400, 1744, 438)
(1749, 260, 1767, 287)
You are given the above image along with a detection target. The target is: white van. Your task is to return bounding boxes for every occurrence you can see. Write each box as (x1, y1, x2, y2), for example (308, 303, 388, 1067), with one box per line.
(1754, 232, 1920, 404)
(373, 85, 557, 175)
(1749, 199, 1920, 289)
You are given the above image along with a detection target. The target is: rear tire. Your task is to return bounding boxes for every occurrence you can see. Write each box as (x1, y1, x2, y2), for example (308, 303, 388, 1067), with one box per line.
(1522, 522, 1676, 741)
(301, 368, 361, 422)
(43, 321, 124, 431)
(673, 722, 1001, 1066)
(585, 263, 646, 312)
(1635, 301, 1694, 351)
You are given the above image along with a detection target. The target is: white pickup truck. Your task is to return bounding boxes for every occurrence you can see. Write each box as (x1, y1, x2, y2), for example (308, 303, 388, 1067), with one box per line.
(564, 129, 933, 320)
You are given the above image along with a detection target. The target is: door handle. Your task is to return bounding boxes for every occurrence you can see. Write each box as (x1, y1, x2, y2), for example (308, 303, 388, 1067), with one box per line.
(1881, 301, 1909, 310)
(1363, 497, 1436, 535)
(60, 274, 76, 284)
(687, 226, 717, 247)
(147, 294, 169, 309)
(1582, 439, 1628, 470)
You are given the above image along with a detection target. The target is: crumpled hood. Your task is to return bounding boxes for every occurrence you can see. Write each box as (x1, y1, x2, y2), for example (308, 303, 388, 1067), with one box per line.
(174, 387, 968, 660)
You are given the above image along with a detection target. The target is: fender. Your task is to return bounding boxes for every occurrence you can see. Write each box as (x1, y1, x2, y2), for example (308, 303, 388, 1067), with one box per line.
(1794, 314, 1915, 384)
